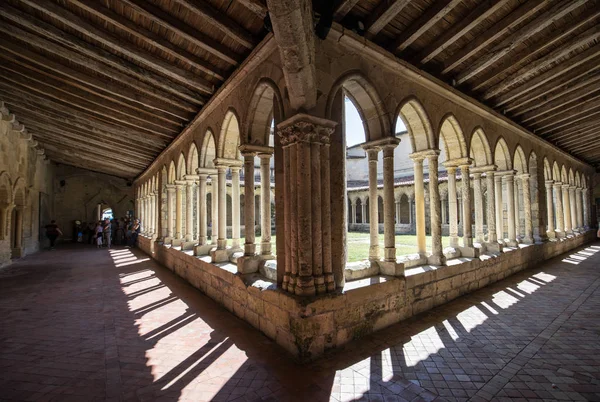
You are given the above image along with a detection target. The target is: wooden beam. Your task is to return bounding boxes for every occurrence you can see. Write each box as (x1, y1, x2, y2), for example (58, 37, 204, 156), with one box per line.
(511, 72, 600, 117)
(416, 0, 510, 64)
(120, 0, 241, 66)
(493, 44, 600, 107)
(9, 1, 213, 99)
(365, 0, 412, 40)
(42, 145, 141, 172)
(519, 81, 600, 123)
(544, 121, 600, 140)
(537, 109, 600, 135)
(529, 96, 600, 129)
(560, 134, 600, 150)
(392, 0, 463, 53)
(171, 0, 256, 48)
(441, 0, 548, 75)
(43, 148, 140, 178)
(483, 24, 600, 99)
(67, 0, 226, 81)
(235, 0, 268, 19)
(334, 0, 360, 20)
(470, 9, 600, 92)
(0, 37, 195, 119)
(553, 130, 600, 148)
(503, 62, 600, 113)
(0, 68, 180, 138)
(455, 0, 588, 85)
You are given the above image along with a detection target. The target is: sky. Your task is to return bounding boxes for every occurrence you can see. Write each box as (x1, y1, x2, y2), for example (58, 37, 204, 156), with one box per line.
(344, 96, 406, 147)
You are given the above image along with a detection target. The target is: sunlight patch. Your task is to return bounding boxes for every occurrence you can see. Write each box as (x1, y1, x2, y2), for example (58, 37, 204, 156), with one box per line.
(492, 290, 519, 309)
(456, 305, 488, 332)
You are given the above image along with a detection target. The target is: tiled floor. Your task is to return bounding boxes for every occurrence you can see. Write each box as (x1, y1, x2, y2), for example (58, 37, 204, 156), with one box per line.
(1, 241, 600, 402)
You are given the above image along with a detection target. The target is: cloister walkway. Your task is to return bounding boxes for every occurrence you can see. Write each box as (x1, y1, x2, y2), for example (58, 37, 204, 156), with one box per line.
(1, 242, 599, 402)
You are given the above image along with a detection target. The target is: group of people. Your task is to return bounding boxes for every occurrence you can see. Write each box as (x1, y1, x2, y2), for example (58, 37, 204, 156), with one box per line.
(84, 217, 140, 248)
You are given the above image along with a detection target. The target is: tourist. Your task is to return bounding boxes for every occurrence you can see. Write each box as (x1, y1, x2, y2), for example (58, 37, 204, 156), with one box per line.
(95, 221, 103, 249)
(115, 220, 125, 246)
(44, 220, 63, 250)
(128, 218, 140, 247)
(103, 218, 112, 248)
(87, 221, 95, 244)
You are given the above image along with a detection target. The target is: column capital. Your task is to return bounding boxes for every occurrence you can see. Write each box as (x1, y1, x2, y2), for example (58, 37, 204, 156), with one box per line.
(364, 147, 380, 160)
(409, 148, 439, 162)
(561, 183, 570, 189)
(277, 113, 337, 146)
(363, 136, 400, 151)
(444, 157, 473, 168)
(239, 144, 273, 156)
(545, 179, 554, 186)
(185, 174, 199, 182)
(501, 174, 514, 183)
(174, 180, 186, 188)
(214, 157, 243, 168)
(470, 164, 497, 174)
(517, 173, 530, 180)
(196, 167, 218, 175)
(230, 166, 242, 173)
(472, 172, 482, 179)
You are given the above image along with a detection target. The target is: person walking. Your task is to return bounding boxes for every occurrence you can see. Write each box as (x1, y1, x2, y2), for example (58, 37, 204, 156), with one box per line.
(95, 221, 103, 249)
(44, 220, 63, 250)
(103, 218, 112, 248)
(128, 219, 140, 248)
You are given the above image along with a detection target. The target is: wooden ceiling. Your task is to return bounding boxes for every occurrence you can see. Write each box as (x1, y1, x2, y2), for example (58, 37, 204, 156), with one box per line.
(336, 0, 600, 169)
(0, 0, 598, 178)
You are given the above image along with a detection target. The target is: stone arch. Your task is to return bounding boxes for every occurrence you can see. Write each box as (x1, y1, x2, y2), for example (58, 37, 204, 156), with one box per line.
(12, 178, 25, 206)
(513, 145, 528, 174)
(326, 71, 391, 141)
(561, 165, 568, 184)
(176, 153, 186, 180)
(168, 160, 176, 184)
(552, 161, 561, 182)
(187, 142, 199, 175)
(218, 109, 242, 160)
(568, 168, 575, 185)
(469, 127, 492, 167)
(395, 96, 435, 152)
(494, 137, 512, 171)
(399, 193, 410, 224)
(200, 129, 217, 168)
(244, 78, 284, 146)
(0, 171, 12, 241)
(161, 165, 168, 234)
(575, 172, 581, 187)
(438, 114, 467, 161)
(543, 157, 552, 180)
(355, 197, 363, 223)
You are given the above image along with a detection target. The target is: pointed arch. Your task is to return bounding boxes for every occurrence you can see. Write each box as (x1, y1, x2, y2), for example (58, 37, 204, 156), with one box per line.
(568, 168, 575, 185)
(326, 71, 391, 141)
(395, 96, 435, 152)
(12, 177, 25, 206)
(575, 171, 581, 187)
(543, 157, 552, 180)
(469, 127, 492, 167)
(245, 78, 284, 146)
(552, 161, 561, 182)
(187, 142, 199, 175)
(494, 137, 512, 171)
(168, 160, 176, 184)
(439, 114, 467, 161)
(513, 145, 528, 174)
(176, 153, 186, 180)
(561, 165, 568, 183)
(0, 171, 12, 205)
(200, 129, 217, 168)
(218, 109, 242, 160)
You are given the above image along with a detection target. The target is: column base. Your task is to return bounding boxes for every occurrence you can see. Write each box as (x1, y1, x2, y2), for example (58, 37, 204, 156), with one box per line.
(427, 254, 446, 266)
(231, 238, 241, 249)
(545, 230, 556, 240)
(11, 247, 23, 258)
(377, 260, 405, 277)
(163, 237, 173, 245)
(485, 242, 503, 253)
(384, 247, 396, 261)
(172, 238, 183, 247)
(505, 240, 518, 247)
(369, 245, 380, 261)
(181, 241, 196, 250)
(194, 243, 215, 256)
(294, 276, 316, 296)
(210, 247, 231, 263)
(457, 246, 479, 258)
(237, 255, 262, 274)
(521, 237, 534, 245)
(260, 241, 272, 255)
(217, 239, 227, 249)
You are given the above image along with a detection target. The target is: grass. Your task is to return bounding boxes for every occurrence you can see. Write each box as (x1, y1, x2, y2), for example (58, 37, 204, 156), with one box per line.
(253, 232, 451, 263)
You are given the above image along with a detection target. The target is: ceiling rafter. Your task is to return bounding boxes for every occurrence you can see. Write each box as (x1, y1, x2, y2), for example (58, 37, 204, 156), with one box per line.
(365, 0, 412, 40)
(334, 0, 361, 20)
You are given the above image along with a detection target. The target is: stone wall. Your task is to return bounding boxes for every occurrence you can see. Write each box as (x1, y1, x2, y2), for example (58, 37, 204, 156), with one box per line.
(138, 231, 595, 361)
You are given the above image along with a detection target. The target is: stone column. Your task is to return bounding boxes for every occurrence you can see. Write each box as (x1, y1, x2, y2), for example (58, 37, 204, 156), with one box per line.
(576, 187, 583, 230)
(14, 208, 22, 249)
(241, 151, 256, 256)
(185, 178, 195, 244)
(545, 181, 555, 239)
(363, 146, 380, 261)
(427, 151, 445, 266)
(514, 180, 520, 239)
(154, 191, 160, 239)
(174, 181, 185, 245)
(583, 188, 590, 229)
(520, 174, 533, 244)
(211, 176, 218, 245)
(231, 166, 242, 249)
(217, 166, 227, 248)
(503, 173, 517, 247)
(197, 173, 208, 246)
(259, 153, 273, 256)
(361, 201, 367, 225)
(165, 185, 175, 242)
(554, 183, 564, 237)
(441, 198, 447, 225)
(460, 163, 473, 249)
(569, 186, 577, 232)
(446, 166, 459, 248)
(562, 184, 572, 234)
(485, 170, 499, 248)
(409, 155, 427, 258)
(382, 140, 399, 262)
(473, 173, 484, 244)
(278, 114, 337, 296)
(351, 199, 357, 225)
(494, 175, 504, 243)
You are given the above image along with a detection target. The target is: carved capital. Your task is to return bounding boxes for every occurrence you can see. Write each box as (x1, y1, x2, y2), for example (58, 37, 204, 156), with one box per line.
(277, 114, 336, 146)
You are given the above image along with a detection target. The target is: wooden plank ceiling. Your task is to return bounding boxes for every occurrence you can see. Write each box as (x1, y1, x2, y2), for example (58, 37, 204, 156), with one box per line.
(337, 0, 600, 169)
(0, 0, 267, 179)
(0, 0, 598, 178)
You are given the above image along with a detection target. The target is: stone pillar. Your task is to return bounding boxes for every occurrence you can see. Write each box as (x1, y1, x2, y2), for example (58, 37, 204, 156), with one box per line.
(503, 174, 517, 247)
(569, 186, 577, 232)
(278, 114, 337, 296)
(259, 153, 273, 256)
(485, 170, 499, 249)
(364, 146, 380, 261)
(197, 173, 208, 246)
(241, 151, 256, 256)
(217, 166, 227, 248)
(14, 208, 22, 249)
(520, 174, 533, 244)
(165, 185, 175, 242)
(174, 181, 184, 245)
(154, 191, 160, 239)
(460, 164, 473, 249)
(409, 155, 427, 258)
(494, 175, 504, 243)
(562, 184, 572, 234)
(231, 166, 242, 249)
(441, 198, 447, 225)
(382, 141, 399, 262)
(554, 183, 564, 237)
(211, 176, 218, 245)
(583, 188, 590, 229)
(427, 151, 445, 266)
(185, 178, 195, 244)
(361, 201, 367, 225)
(576, 187, 583, 230)
(447, 166, 459, 248)
(514, 180, 520, 239)
(351, 199, 357, 225)
(545, 181, 555, 239)
(473, 173, 484, 244)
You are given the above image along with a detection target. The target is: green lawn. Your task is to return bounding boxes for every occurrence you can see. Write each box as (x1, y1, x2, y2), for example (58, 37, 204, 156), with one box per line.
(254, 232, 451, 263)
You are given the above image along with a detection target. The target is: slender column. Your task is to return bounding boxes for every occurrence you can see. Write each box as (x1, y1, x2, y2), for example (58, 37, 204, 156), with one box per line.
(569, 186, 577, 232)
(241, 152, 256, 255)
(503, 174, 517, 246)
(14, 208, 22, 249)
(562, 184, 572, 234)
(494, 175, 504, 243)
(211, 176, 219, 245)
(383, 142, 399, 262)
(185, 179, 195, 242)
(473, 173, 484, 244)
(520, 174, 533, 244)
(576, 187, 583, 230)
(351, 199, 357, 225)
(583, 188, 590, 229)
(447, 166, 459, 248)
(361, 201, 367, 225)
(441, 198, 447, 225)
(395, 200, 400, 225)
(364, 147, 380, 261)
(154, 191, 160, 239)
(460, 164, 473, 248)
(408, 197, 413, 225)
(485, 171, 497, 244)
(514, 180, 520, 239)
(151, 193, 156, 235)
(259, 153, 273, 256)
(545, 181, 555, 238)
(410, 156, 426, 257)
(427, 152, 445, 265)
(216, 166, 227, 249)
(197, 174, 208, 245)
(166, 185, 175, 240)
(554, 183, 564, 236)
(175, 182, 184, 241)
(231, 166, 242, 249)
